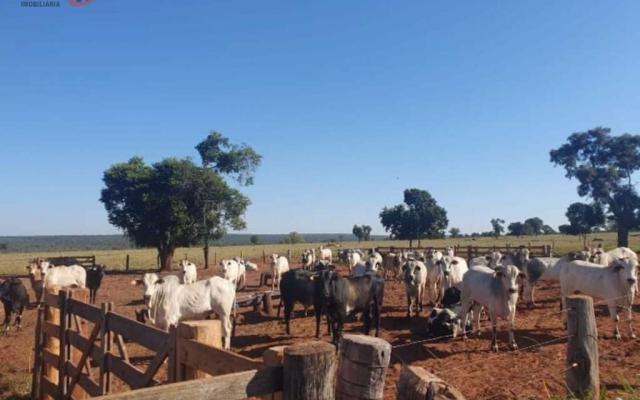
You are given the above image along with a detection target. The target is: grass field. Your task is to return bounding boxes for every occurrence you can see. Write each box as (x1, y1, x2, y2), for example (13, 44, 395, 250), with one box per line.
(1, 232, 639, 276)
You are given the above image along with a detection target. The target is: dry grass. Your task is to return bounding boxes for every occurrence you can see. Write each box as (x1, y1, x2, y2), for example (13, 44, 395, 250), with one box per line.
(1, 232, 638, 276)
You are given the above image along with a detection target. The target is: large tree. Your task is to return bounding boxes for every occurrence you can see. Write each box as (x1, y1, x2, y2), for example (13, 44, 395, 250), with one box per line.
(195, 132, 262, 267)
(507, 222, 526, 237)
(379, 188, 448, 247)
(523, 217, 545, 235)
(352, 224, 372, 242)
(101, 157, 249, 270)
(490, 218, 505, 238)
(550, 127, 640, 246)
(558, 202, 605, 247)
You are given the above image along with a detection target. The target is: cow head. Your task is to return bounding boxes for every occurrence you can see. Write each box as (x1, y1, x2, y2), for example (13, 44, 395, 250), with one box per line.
(87, 264, 106, 282)
(130, 273, 163, 308)
(318, 269, 338, 299)
(218, 259, 239, 282)
(402, 261, 421, 285)
(611, 257, 638, 290)
(429, 250, 443, 262)
(271, 254, 279, 264)
(494, 264, 523, 295)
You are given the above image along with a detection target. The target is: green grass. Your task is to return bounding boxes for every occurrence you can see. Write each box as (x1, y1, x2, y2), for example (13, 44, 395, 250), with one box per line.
(1, 232, 638, 275)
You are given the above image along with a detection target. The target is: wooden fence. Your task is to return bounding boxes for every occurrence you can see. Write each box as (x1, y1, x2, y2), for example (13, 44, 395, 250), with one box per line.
(47, 256, 96, 269)
(376, 244, 552, 260)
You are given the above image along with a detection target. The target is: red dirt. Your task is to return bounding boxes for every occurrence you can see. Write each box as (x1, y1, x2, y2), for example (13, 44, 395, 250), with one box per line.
(1, 261, 639, 399)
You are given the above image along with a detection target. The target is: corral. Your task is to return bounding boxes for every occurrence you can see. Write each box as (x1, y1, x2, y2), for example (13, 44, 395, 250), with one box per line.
(2, 247, 639, 399)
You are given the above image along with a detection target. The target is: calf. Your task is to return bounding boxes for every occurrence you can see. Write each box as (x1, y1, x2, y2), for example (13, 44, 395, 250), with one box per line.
(301, 249, 316, 270)
(438, 256, 468, 293)
(219, 259, 243, 289)
(271, 254, 290, 291)
(179, 260, 197, 284)
(347, 251, 362, 271)
(426, 307, 464, 340)
(559, 257, 637, 339)
(142, 276, 236, 349)
(424, 255, 444, 305)
(442, 286, 462, 309)
(460, 264, 523, 351)
(0, 278, 29, 334)
(318, 269, 384, 346)
(319, 246, 332, 262)
(402, 260, 427, 318)
(86, 264, 106, 304)
(276, 266, 330, 337)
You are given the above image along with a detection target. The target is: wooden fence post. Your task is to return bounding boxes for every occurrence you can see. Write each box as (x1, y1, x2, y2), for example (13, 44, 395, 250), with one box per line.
(396, 365, 466, 400)
(125, 254, 130, 271)
(262, 346, 287, 400)
(263, 250, 266, 264)
(176, 320, 223, 381)
(43, 285, 61, 400)
(283, 341, 336, 400)
(58, 291, 70, 399)
(336, 334, 391, 400)
(263, 293, 274, 316)
(68, 288, 90, 399)
(99, 302, 113, 396)
(287, 249, 292, 261)
(466, 246, 472, 261)
(566, 295, 600, 399)
(31, 306, 45, 400)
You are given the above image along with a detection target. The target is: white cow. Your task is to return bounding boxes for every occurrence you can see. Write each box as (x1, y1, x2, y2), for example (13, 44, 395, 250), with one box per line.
(42, 262, 87, 289)
(219, 259, 244, 289)
(139, 276, 236, 349)
(460, 264, 523, 351)
(424, 254, 445, 305)
(318, 246, 332, 262)
(351, 261, 377, 278)
(438, 256, 468, 292)
(402, 260, 428, 318)
(368, 251, 383, 271)
(347, 251, 362, 271)
(301, 249, 317, 270)
(446, 246, 455, 258)
(521, 257, 561, 306)
(469, 250, 503, 269)
(271, 254, 290, 290)
(559, 258, 637, 339)
(179, 260, 197, 284)
(131, 273, 180, 308)
(382, 252, 405, 280)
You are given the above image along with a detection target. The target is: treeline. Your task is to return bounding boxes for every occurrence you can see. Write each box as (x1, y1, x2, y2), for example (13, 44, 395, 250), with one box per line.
(0, 233, 387, 253)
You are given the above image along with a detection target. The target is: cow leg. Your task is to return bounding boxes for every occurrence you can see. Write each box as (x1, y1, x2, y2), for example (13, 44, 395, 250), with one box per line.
(473, 304, 482, 336)
(627, 305, 636, 339)
(608, 301, 621, 340)
(221, 315, 233, 350)
(14, 305, 23, 331)
(315, 307, 322, 338)
(490, 312, 499, 352)
(508, 311, 518, 350)
(363, 306, 371, 335)
(406, 295, 412, 319)
(1, 302, 10, 335)
(284, 302, 293, 336)
(374, 299, 381, 337)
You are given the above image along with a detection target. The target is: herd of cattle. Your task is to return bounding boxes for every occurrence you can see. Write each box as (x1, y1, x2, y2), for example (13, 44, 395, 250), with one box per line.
(0, 244, 637, 355)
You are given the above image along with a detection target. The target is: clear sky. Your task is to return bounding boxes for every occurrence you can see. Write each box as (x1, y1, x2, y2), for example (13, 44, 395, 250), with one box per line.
(1, 1, 639, 236)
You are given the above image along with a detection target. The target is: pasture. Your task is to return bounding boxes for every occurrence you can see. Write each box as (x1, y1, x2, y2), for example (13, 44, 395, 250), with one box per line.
(1, 233, 640, 399)
(2, 232, 639, 276)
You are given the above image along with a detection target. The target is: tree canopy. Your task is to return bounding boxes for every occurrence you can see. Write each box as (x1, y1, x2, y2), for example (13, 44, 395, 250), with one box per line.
(449, 227, 461, 238)
(196, 131, 262, 186)
(490, 218, 505, 238)
(352, 224, 372, 242)
(558, 202, 605, 246)
(100, 157, 250, 270)
(550, 127, 640, 246)
(379, 188, 448, 246)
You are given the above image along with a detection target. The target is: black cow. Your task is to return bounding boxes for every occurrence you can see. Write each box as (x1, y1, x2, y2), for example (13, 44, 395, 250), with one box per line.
(86, 264, 106, 304)
(0, 278, 29, 334)
(319, 269, 384, 346)
(426, 307, 463, 340)
(277, 263, 333, 337)
(442, 286, 461, 309)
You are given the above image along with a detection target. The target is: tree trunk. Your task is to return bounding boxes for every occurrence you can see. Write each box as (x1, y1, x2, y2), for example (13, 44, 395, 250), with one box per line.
(203, 233, 209, 269)
(159, 247, 175, 271)
(409, 239, 413, 249)
(617, 224, 629, 247)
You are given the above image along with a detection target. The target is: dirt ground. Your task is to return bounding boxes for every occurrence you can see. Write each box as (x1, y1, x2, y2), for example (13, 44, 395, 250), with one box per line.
(1, 261, 639, 400)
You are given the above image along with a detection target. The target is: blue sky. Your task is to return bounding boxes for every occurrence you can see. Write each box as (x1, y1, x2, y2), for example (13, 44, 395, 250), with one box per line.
(1, 1, 639, 236)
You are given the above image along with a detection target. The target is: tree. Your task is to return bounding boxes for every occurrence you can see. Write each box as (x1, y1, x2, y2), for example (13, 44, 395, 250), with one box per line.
(449, 227, 461, 238)
(352, 225, 364, 242)
(282, 232, 305, 244)
(379, 188, 448, 247)
(352, 224, 372, 241)
(542, 225, 556, 235)
(550, 127, 640, 246)
(362, 225, 372, 241)
(100, 157, 249, 270)
(558, 202, 605, 247)
(490, 218, 505, 238)
(523, 217, 545, 235)
(196, 132, 261, 267)
(507, 222, 526, 237)
(250, 235, 260, 245)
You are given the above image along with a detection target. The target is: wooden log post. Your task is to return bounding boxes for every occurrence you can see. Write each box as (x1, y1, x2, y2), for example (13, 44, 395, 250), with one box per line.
(99, 303, 113, 396)
(43, 285, 61, 400)
(287, 249, 292, 262)
(263, 292, 274, 316)
(566, 295, 600, 400)
(176, 320, 223, 381)
(283, 341, 337, 400)
(396, 365, 466, 400)
(263, 250, 266, 264)
(336, 334, 391, 400)
(262, 346, 287, 400)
